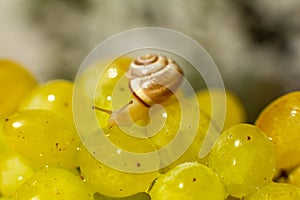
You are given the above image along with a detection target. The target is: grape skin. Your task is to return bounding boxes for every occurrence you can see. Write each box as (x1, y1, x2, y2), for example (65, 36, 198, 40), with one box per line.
(209, 124, 276, 198)
(0, 60, 37, 118)
(13, 167, 94, 200)
(149, 162, 227, 200)
(19, 80, 74, 120)
(196, 88, 247, 131)
(255, 91, 300, 169)
(3, 110, 80, 169)
(0, 119, 34, 197)
(244, 182, 300, 200)
(77, 145, 159, 198)
(288, 165, 300, 187)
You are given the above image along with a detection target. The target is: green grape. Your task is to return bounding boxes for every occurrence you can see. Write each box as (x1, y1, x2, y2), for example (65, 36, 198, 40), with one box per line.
(244, 182, 300, 200)
(149, 162, 227, 200)
(3, 110, 80, 169)
(226, 196, 240, 200)
(19, 80, 74, 120)
(0, 197, 11, 200)
(77, 145, 159, 198)
(0, 60, 37, 118)
(94, 192, 150, 200)
(0, 118, 9, 151)
(13, 167, 94, 200)
(0, 119, 34, 197)
(196, 88, 247, 131)
(288, 165, 300, 187)
(150, 97, 219, 172)
(209, 124, 276, 198)
(0, 151, 34, 197)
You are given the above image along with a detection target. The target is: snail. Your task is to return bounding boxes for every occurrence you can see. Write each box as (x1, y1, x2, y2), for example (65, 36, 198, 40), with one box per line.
(93, 54, 184, 128)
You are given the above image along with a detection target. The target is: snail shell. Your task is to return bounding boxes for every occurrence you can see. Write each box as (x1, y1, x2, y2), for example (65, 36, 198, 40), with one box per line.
(126, 54, 184, 106)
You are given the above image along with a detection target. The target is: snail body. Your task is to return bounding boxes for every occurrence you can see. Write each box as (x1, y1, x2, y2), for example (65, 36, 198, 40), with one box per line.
(93, 54, 184, 128)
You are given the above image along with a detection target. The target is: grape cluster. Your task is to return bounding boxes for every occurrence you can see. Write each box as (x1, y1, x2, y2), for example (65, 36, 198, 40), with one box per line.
(0, 58, 300, 200)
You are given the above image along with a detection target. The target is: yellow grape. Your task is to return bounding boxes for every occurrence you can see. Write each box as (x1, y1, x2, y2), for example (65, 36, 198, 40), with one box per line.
(244, 182, 300, 200)
(0, 118, 8, 151)
(74, 56, 133, 136)
(0, 60, 37, 118)
(288, 165, 300, 187)
(0, 152, 34, 197)
(93, 57, 134, 128)
(94, 192, 151, 200)
(77, 145, 159, 198)
(226, 196, 239, 200)
(195, 88, 247, 131)
(3, 110, 80, 169)
(255, 91, 300, 169)
(149, 96, 219, 172)
(0, 197, 10, 200)
(19, 80, 74, 120)
(0, 119, 34, 197)
(149, 162, 227, 200)
(209, 124, 276, 198)
(13, 167, 94, 200)
(79, 56, 132, 109)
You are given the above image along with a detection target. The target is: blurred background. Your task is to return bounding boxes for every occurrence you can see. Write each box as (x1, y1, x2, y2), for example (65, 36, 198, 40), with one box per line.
(0, 0, 299, 122)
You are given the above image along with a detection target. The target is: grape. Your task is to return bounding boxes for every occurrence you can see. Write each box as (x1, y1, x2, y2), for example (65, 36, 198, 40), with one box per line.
(94, 192, 151, 200)
(77, 145, 159, 198)
(0, 60, 37, 118)
(255, 91, 300, 169)
(93, 57, 134, 128)
(3, 110, 80, 169)
(0, 119, 34, 197)
(288, 165, 300, 187)
(0, 118, 9, 151)
(0, 151, 34, 197)
(195, 88, 247, 131)
(148, 162, 227, 200)
(244, 182, 300, 200)
(150, 97, 219, 172)
(226, 196, 240, 200)
(0, 197, 11, 200)
(209, 124, 276, 198)
(74, 56, 133, 136)
(19, 80, 74, 120)
(80, 56, 132, 110)
(13, 167, 94, 200)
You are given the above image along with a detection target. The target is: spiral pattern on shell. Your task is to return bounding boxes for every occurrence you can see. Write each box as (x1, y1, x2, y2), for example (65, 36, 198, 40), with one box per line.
(126, 54, 184, 106)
